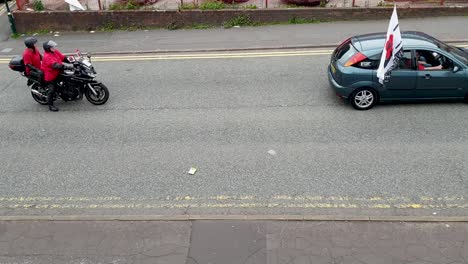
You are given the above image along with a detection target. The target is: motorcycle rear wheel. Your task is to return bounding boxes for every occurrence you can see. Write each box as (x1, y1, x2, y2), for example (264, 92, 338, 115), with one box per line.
(31, 84, 48, 105)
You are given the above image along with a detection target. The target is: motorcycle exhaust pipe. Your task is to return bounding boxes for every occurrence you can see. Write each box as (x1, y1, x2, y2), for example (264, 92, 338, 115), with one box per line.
(31, 89, 46, 98)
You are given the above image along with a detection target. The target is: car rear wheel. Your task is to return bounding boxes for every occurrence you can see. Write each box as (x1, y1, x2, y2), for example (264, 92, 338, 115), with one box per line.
(350, 88, 378, 110)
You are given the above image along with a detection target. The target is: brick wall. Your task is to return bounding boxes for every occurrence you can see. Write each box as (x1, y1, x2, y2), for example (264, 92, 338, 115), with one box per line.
(12, 7, 468, 33)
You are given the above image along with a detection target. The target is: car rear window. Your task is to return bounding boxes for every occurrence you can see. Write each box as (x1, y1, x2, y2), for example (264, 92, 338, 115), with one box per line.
(353, 53, 381, 69)
(359, 39, 385, 52)
(334, 41, 358, 65)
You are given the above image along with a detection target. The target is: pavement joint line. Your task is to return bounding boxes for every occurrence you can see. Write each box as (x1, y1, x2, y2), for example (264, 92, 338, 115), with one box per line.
(1, 215, 468, 222)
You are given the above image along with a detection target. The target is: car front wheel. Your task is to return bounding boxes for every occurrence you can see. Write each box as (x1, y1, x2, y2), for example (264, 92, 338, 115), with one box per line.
(350, 88, 378, 110)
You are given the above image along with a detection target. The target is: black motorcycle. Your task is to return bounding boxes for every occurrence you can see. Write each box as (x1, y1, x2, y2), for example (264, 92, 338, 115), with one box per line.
(9, 50, 109, 106)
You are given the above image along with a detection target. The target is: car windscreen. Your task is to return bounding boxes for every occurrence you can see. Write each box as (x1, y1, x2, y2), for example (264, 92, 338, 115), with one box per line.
(434, 40, 468, 66)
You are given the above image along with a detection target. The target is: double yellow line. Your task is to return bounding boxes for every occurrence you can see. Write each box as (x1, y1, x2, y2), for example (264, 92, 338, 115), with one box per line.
(0, 49, 333, 64)
(1, 44, 466, 63)
(91, 49, 334, 62)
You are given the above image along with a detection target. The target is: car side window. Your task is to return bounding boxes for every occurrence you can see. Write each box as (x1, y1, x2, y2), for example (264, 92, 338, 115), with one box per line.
(355, 50, 413, 70)
(415, 49, 454, 71)
(396, 50, 413, 70)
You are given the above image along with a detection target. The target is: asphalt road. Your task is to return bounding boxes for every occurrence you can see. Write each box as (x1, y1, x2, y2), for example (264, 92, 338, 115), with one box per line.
(0, 49, 467, 217)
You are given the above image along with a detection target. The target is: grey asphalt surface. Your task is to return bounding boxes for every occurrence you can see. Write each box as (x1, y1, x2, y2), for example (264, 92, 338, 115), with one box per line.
(0, 49, 467, 217)
(0, 16, 468, 55)
(1, 220, 468, 264)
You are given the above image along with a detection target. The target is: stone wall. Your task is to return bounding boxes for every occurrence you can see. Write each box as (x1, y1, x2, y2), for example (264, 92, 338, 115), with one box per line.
(12, 7, 468, 32)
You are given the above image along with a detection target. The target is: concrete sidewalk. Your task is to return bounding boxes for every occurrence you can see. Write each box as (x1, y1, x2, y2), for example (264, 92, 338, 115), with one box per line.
(1, 220, 467, 264)
(0, 16, 467, 56)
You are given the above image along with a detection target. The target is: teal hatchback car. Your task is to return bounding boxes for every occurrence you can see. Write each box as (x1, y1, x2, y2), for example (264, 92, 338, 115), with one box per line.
(328, 31, 468, 110)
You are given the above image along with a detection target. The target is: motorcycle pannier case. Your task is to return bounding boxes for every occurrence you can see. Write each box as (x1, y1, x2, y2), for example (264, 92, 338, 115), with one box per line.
(9, 56, 25, 72)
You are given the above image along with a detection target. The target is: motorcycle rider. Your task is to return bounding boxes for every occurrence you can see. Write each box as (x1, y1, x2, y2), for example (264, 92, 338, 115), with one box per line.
(22, 37, 42, 79)
(41, 40, 72, 112)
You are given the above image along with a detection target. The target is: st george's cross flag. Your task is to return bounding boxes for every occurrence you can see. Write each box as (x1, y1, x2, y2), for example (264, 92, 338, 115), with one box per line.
(376, 5, 403, 84)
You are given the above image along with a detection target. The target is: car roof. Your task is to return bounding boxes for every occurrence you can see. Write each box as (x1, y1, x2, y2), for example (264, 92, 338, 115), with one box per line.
(351, 31, 440, 52)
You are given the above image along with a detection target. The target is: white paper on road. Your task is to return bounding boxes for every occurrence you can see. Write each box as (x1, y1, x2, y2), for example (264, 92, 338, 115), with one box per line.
(188, 167, 197, 175)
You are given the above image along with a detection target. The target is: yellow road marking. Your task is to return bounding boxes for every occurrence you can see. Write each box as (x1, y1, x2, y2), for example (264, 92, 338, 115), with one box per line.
(0, 195, 465, 202)
(0, 50, 332, 64)
(93, 52, 331, 62)
(93, 49, 335, 59)
(0, 45, 467, 63)
(0, 196, 466, 210)
(3, 203, 468, 210)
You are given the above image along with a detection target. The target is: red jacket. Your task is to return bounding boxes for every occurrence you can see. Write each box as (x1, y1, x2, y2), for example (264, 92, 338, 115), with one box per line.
(22, 48, 42, 76)
(41, 50, 66, 82)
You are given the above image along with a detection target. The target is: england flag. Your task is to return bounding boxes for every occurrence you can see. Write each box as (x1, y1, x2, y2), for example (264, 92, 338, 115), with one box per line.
(376, 6, 403, 84)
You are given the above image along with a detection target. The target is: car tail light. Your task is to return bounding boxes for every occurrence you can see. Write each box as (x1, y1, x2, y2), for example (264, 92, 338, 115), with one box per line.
(344, 52, 367, 67)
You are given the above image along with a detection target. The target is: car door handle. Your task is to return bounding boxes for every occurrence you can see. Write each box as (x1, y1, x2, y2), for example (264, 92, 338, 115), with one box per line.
(424, 74, 431, 79)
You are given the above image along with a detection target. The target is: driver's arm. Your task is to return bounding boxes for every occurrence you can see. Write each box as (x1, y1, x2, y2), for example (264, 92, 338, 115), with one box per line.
(424, 65, 443, 70)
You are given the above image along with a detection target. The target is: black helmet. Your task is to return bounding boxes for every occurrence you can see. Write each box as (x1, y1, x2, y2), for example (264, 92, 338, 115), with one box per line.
(24, 37, 37, 49)
(43, 40, 58, 52)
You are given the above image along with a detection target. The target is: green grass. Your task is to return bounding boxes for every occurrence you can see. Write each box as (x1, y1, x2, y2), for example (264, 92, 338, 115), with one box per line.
(33, 0, 44, 11)
(109, 0, 138, 10)
(125, 0, 138, 9)
(166, 21, 180, 30)
(200, 0, 225, 10)
(109, 3, 123, 9)
(191, 23, 212, 29)
(46, 15, 328, 34)
(26, 29, 50, 35)
(243, 4, 257, 9)
(98, 22, 116, 31)
(10, 33, 21, 39)
(223, 14, 255, 28)
(180, 1, 256, 10)
(288, 16, 320, 24)
(180, 2, 199, 9)
(281, 3, 307, 8)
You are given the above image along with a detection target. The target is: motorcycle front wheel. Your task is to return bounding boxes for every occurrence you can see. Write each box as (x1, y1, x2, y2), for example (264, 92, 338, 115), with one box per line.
(85, 83, 109, 105)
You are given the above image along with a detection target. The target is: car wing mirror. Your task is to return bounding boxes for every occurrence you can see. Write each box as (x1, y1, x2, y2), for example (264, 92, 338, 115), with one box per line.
(453, 66, 460, 73)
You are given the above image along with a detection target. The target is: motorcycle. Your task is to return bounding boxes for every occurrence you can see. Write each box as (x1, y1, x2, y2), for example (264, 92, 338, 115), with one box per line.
(8, 50, 109, 106)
